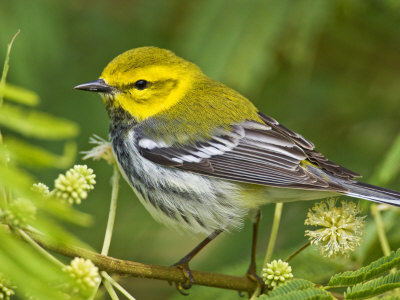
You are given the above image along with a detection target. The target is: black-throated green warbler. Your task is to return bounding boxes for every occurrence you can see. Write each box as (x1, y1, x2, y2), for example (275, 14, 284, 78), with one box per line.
(75, 47, 400, 290)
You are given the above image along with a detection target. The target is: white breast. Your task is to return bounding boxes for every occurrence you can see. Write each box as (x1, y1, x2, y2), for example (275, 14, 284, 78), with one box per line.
(111, 130, 249, 235)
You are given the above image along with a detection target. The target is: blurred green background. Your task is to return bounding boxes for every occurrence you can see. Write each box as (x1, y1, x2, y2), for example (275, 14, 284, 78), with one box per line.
(1, 0, 400, 299)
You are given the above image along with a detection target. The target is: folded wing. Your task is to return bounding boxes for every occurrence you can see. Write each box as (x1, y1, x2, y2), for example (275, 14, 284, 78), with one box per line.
(136, 112, 360, 192)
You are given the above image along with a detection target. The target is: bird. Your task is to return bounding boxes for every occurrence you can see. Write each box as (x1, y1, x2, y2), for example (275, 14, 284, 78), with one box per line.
(75, 46, 400, 292)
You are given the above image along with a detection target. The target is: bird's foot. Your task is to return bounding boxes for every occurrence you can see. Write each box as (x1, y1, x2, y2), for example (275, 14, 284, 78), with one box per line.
(172, 261, 194, 295)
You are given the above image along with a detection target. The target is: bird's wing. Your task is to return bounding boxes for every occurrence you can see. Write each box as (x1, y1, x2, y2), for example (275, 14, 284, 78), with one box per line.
(136, 112, 360, 191)
(257, 113, 361, 180)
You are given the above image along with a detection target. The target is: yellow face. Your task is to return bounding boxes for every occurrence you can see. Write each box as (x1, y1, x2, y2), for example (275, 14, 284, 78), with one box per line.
(98, 47, 202, 122)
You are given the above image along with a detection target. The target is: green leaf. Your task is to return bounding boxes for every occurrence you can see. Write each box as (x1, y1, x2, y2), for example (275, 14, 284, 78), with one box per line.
(345, 271, 400, 299)
(4, 136, 76, 169)
(0, 227, 72, 300)
(260, 287, 333, 300)
(0, 82, 40, 106)
(259, 279, 334, 300)
(0, 103, 79, 139)
(329, 248, 400, 287)
(268, 279, 314, 297)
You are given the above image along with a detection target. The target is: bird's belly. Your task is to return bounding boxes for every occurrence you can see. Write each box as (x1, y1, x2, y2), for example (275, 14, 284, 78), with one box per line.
(111, 133, 249, 234)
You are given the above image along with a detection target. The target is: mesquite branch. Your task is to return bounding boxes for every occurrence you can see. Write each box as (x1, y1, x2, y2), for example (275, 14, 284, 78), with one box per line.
(28, 231, 257, 294)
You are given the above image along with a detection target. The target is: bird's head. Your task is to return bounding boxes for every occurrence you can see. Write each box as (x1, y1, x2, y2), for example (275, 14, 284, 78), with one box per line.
(75, 47, 203, 122)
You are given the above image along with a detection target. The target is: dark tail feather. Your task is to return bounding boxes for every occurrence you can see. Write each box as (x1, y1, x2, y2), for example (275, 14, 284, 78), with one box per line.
(343, 181, 400, 206)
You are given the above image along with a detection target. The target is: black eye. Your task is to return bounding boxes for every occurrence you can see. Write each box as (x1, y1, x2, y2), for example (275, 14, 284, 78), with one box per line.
(134, 80, 148, 90)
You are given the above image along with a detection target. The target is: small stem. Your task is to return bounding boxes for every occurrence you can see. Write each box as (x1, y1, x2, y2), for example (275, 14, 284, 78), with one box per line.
(18, 229, 65, 268)
(102, 271, 136, 300)
(249, 285, 261, 300)
(0, 185, 7, 211)
(371, 204, 391, 256)
(263, 202, 283, 266)
(90, 164, 121, 300)
(330, 291, 345, 300)
(103, 279, 120, 300)
(0, 30, 20, 106)
(286, 241, 311, 262)
(102, 164, 120, 255)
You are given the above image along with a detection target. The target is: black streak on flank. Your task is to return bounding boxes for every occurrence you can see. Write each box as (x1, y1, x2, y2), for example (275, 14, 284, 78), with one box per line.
(177, 207, 191, 225)
(193, 215, 206, 228)
(148, 194, 178, 221)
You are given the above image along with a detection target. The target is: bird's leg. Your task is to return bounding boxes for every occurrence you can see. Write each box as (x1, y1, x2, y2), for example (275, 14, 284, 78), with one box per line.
(246, 210, 265, 292)
(172, 229, 223, 294)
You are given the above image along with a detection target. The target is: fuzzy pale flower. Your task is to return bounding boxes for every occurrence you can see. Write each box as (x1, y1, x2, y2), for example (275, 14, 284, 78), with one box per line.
(0, 275, 15, 300)
(54, 165, 96, 205)
(32, 182, 50, 196)
(63, 257, 101, 292)
(262, 259, 293, 289)
(82, 135, 115, 164)
(73, 165, 96, 189)
(305, 198, 365, 258)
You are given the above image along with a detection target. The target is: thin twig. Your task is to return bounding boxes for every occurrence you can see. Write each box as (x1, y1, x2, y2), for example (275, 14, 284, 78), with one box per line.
(263, 202, 283, 265)
(18, 228, 65, 268)
(102, 271, 136, 300)
(101, 165, 120, 255)
(103, 279, 120, 300)
(0, 30, 20, 106)
(27, 230, 257, 294)
(286, 241, 311, 262)
(249, 285, 261, 300)
(91, 165, 121, 300)
(371, 204, 391, 256)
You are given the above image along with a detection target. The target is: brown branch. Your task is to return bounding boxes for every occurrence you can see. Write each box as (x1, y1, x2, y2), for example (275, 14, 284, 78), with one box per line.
(28, 231, 257, 294)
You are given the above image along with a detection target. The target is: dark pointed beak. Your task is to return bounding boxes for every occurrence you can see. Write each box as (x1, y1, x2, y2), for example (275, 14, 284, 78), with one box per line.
(74, 79, 113, 93)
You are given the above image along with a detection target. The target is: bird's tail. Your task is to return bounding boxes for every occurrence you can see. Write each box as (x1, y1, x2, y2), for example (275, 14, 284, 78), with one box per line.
(343, 181, 400, 206)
